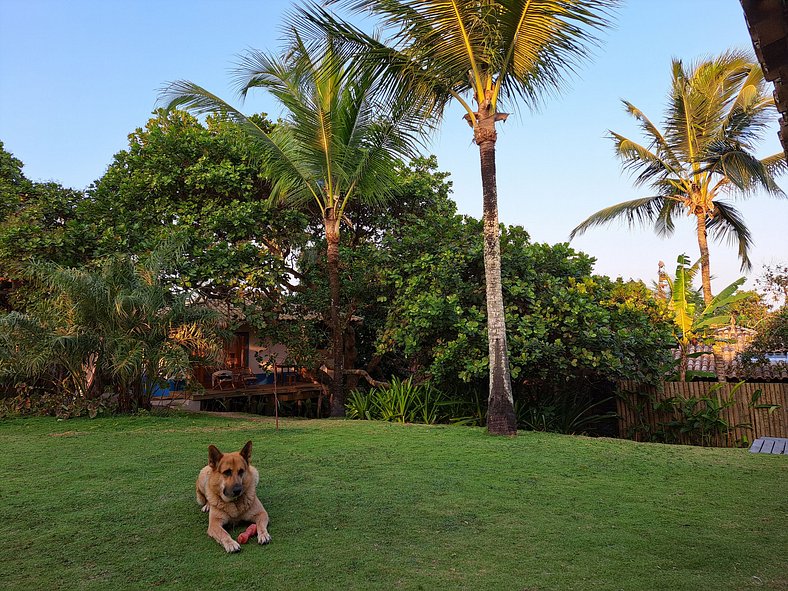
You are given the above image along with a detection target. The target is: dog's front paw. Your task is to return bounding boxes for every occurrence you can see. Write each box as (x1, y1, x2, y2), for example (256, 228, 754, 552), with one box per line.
(258, 530, 272, 545)
(223, 539, 242, 553)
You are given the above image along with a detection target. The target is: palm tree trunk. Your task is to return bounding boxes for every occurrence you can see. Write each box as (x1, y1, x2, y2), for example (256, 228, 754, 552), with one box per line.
(696, 212, 713, 306)
(475, 112, 517, 437)
(325, 212, 345, 417)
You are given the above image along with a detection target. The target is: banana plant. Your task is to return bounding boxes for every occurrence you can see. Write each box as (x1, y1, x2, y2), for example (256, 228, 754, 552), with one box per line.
(666, 254, 748, 380)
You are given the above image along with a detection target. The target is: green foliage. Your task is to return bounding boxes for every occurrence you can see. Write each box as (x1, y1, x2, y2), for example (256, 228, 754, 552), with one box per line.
(719, 289, 770, 328)
(0, 383, 111, 420)
(666, 254, 747, 380)
(740, 305, 788, 369)
(1, 115, 307, 320)
(375, 209, 674, 398)
(0, 250, 226, 412)
(652, 382, 751, 447)
(88, 109, 307, 308)
(756, 262, 788, 307)
(515, 392, 616, 435)
(365, 207, 674, 436)
(0, 142, 94, 311)
(346, 377, 445, 424)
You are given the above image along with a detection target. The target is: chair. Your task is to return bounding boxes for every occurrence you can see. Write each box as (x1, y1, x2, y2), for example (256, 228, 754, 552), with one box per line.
(274, 364, 298, 385)
(211, 370, 234, 390)
(236, 367, 258, 389)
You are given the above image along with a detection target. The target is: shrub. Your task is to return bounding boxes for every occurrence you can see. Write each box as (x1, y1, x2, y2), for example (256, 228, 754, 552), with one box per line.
(515, 389, 617, 435)
(0, 383, 114, 419)
(0, 251, 226, 413)
(346, 378, 445, 425)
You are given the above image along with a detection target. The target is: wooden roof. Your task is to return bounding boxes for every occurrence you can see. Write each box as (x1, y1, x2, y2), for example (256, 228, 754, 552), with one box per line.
(741, 0, 788, 160)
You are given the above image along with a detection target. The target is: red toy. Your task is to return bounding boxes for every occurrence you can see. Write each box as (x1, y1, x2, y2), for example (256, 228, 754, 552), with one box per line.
(237, 523, 257, 544)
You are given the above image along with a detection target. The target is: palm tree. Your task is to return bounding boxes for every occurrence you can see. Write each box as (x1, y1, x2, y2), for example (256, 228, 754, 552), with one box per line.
(161, 35, 424, 416)
(571, 51, 785, 305)
(294, 0, 618, 435)
(0, 251, 225, 411)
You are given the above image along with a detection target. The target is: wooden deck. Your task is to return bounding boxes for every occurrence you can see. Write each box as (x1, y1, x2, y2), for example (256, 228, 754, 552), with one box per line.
(749, 437, 788, 455)
(188, 382, 324, 403)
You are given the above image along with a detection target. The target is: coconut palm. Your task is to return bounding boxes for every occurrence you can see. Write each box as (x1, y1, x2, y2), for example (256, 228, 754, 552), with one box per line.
(571, 51, 785, 305)
(161, 35, 425, 416)
(294, 0, 619, 435)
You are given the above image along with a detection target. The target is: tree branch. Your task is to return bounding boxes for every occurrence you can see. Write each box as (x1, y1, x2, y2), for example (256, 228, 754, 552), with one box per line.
(320, 364, 389, 388)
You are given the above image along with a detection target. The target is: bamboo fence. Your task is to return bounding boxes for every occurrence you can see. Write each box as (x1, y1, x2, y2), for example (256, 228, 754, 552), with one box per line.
(616, 380, 787, 447)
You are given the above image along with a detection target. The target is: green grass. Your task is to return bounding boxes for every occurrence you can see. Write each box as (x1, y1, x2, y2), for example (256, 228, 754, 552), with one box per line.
(0, 413, 785, 591)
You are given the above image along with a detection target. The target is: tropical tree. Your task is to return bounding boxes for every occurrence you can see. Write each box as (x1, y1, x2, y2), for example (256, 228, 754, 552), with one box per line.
(0, 251, 226, 412)
(756, 262, 788, 308)
(665, 254, 747, 381)
(571, 51, 785, 305)
(376, 209, 674, 391)
(296, 0, 619, 435)
(87, 109, 308, 312)
(161, 35, 425, 416)
(740, 305, 787, 366)
(0, 141, 93, 311)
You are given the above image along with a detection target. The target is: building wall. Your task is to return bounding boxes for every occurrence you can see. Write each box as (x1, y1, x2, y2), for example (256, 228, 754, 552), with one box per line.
(244, 328, 290, 375)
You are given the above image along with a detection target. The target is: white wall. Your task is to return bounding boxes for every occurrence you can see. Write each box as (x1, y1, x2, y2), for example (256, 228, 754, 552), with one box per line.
(247, 333, 289, 375)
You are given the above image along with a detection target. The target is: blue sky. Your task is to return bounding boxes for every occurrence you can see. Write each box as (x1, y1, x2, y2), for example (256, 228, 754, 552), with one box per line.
(1, 0, 785, 291)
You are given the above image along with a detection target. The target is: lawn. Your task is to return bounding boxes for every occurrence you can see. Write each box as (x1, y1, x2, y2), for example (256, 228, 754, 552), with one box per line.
(0, 413, 785, 591)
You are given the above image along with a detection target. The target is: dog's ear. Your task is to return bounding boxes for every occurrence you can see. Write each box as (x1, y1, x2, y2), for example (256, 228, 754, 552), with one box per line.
(240, 440, 252, 463)
(208, 445, 223, 469)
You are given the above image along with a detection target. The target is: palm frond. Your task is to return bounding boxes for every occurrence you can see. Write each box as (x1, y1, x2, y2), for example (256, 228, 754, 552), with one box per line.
(609, 130, 682, 187)
(492, 0, 619, 110)
(295, 0, 619, 116)
(652, 196, 683, 238)
(159, 80, 322, 207)
(760, 151, 788, 181)
(709, 141, 784, 196)
(289, 3, 453, 118)
(569, 195, 666, 239)
(706, 200, 753, 271)
(620, 100, 682, 170)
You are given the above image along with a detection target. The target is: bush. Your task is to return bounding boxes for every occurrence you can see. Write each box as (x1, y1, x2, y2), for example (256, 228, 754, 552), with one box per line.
(515, 389, 617, 435)
(0, 383, 114, 419)
(0, 251, 226, 413)
(346, 378, 445, 425)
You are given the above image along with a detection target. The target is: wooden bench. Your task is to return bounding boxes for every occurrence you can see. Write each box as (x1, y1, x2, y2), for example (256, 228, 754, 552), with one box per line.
(749, 437, 788, 455)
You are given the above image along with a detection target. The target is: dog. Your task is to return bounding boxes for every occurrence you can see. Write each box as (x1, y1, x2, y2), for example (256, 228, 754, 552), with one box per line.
(195, 440, 271, 553)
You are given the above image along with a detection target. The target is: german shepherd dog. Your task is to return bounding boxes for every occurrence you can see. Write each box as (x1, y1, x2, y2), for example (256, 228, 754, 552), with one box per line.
(196, 441, 271, 552)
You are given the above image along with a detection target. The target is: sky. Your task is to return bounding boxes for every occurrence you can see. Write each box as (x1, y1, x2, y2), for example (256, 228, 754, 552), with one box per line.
(1, 0, 785, 293)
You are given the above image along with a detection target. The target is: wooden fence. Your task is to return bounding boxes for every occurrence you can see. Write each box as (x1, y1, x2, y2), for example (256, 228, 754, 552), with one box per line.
(616, 381, 787, 447)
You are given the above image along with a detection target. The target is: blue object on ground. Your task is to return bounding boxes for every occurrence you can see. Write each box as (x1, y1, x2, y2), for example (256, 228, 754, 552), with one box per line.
(257, 373, 274, 385)
(749, 437, 788, 455)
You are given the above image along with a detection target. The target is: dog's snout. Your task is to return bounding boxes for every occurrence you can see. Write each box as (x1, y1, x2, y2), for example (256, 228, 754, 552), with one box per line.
(231, 485, 243, 497)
